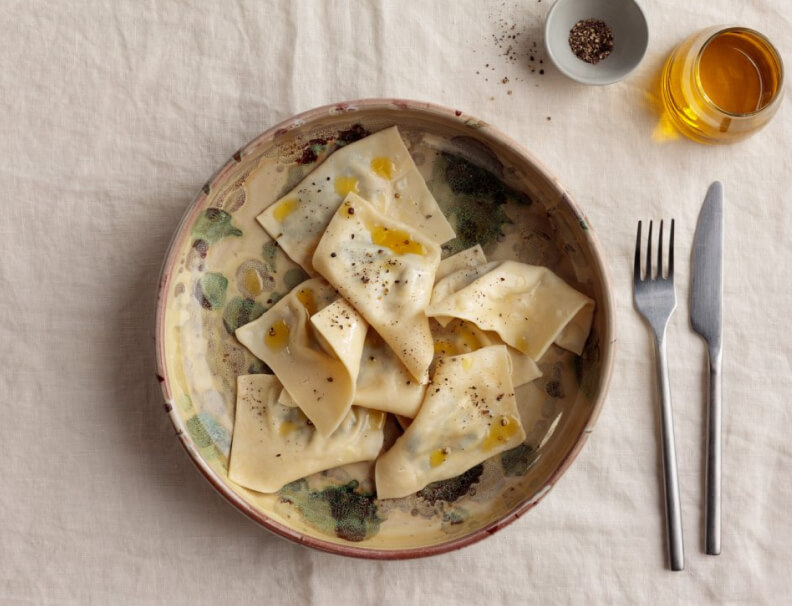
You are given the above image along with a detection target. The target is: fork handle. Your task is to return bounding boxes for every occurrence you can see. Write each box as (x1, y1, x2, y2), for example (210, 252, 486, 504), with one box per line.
(655, 336, 685, 571)
(705, 349, 722, 555)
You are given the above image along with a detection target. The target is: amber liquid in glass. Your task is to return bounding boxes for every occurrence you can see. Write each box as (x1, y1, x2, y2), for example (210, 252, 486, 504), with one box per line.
(661, 27, 783, 143)
(698, 31, 780, 114)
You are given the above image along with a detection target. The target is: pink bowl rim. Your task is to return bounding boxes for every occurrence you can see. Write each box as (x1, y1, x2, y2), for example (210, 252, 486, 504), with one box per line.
(154, 97, 616, 559)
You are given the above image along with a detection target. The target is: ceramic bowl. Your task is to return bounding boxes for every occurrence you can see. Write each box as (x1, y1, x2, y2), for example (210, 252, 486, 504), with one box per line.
(155, 99, 615, 558)
(544, 0, 649, 85)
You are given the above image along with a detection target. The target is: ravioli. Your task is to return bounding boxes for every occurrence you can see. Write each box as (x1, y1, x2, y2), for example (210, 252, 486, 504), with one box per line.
(228, 374, 385, 494)
(375, 346, 525, 500)
(258, 126, 455, 273)
(354, 330, 427, 417)
(427, 260, 595, 359)
(435, 244, 487, 281)
(429, 261, 499, 328)
(312, 193, 441, 382)
(432, 245, 488, 326)
(555, 301, 595, 355)
(277, 387, 298, 407)
(430, 318, 541, 388)
(234, 277, 368, 436)
(225, 129, 595, 502)
(310, 297, 368, 378)
(279, 329, 427, 417)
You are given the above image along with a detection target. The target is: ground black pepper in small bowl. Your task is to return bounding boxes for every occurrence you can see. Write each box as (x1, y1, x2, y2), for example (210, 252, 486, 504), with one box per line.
(544, 0, 648, 85)
(568, 18, 614, 64)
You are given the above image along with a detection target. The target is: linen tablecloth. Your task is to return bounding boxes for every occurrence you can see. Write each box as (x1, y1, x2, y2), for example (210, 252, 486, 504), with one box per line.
(2, 1, 790, 603)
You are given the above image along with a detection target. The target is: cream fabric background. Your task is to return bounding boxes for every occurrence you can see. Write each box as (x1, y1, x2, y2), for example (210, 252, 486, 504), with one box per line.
(1, 1, 791, 604)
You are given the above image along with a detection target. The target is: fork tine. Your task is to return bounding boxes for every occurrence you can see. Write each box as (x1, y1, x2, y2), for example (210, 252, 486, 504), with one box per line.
(658, 220, 665, 279)
(634, 221, 643, 281)
(669, 219, 675, 278)
(646, 220, 653, 280)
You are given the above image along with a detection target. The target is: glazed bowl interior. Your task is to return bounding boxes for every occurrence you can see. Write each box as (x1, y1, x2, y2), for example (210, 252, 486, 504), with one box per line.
(155, 99, 614, 558)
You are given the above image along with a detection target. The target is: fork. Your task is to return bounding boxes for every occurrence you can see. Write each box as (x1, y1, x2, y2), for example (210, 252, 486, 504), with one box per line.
(633, 219, 684, 572)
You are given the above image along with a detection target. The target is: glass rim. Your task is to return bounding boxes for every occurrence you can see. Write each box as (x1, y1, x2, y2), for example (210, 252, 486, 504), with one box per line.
(694, 26, 785, 118)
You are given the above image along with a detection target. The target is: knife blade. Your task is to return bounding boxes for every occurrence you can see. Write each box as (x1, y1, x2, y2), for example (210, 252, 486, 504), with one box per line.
(690, 181, 724, 556)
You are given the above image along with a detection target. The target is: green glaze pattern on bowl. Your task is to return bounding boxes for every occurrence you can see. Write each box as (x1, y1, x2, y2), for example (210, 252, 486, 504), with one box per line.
(155, 99, 615, 558)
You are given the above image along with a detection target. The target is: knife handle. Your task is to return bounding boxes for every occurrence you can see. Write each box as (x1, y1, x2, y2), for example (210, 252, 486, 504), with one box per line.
(706, 350, 722, 555)
(655, 335, 685, 571)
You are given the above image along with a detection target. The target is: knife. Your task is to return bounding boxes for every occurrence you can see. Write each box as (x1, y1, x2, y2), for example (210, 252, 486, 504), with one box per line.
(690, 181, 724, 556)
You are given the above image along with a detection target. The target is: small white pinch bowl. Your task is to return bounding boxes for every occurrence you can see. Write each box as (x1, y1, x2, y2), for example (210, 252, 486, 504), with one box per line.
(544, 0, 649, 85)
